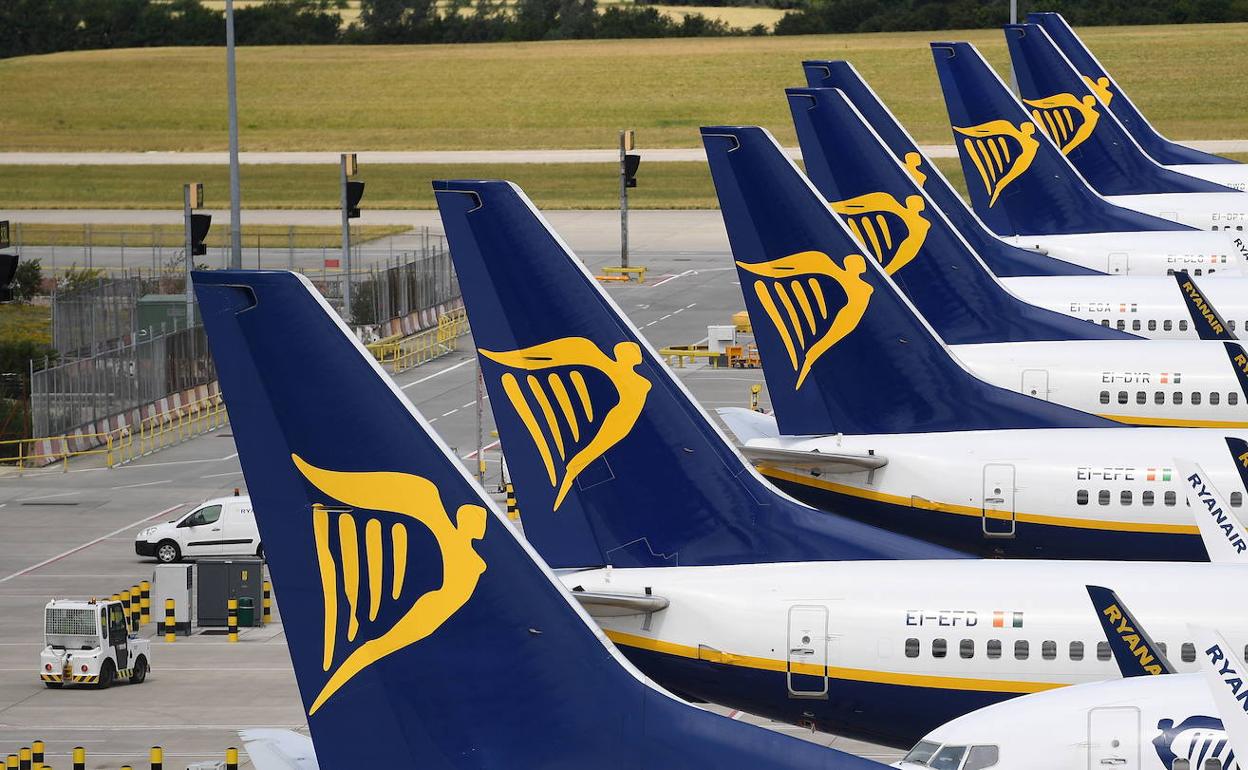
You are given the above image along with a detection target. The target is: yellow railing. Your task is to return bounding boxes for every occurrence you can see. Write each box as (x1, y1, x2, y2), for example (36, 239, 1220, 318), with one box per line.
(368, 308, 469, 374)
(0, 393, 229, 471)
(658, 345, 726, 369)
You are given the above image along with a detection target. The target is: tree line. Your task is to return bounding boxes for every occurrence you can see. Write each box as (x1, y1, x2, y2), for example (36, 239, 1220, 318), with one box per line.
(2, 0, 1246, 59)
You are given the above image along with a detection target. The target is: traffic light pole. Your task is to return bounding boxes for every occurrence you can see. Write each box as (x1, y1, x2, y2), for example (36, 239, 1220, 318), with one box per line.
(619, 130, 629, 270)
(340, 154, 352, 323)
(225, 0, 243, 268)
(183, 184, 194, 330)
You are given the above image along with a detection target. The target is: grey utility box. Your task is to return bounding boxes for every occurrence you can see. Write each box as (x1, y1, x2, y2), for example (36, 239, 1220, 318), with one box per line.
(196, 558, 264, 628)
(151, 563, 195, 635)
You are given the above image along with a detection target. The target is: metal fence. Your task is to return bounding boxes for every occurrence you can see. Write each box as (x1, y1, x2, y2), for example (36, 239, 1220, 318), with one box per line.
(30, 324, 215, 438)
(358, 237, 458, 326)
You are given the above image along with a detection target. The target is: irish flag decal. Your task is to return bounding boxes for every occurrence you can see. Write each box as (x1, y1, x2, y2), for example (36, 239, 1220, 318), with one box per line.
(992, 611, 1024, 628)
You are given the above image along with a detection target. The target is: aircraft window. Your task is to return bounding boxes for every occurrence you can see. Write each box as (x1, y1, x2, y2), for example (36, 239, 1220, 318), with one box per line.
(960, 639, 974, 659)
(1069, 641, 1084, 661)
(1172, 759, 1191, 770)
(1098, 490, 1111, 506)
(905, 638, 920, 658)
(1076, 490, 1089, 506)
(1098, 642, 1111, 661)
(1132, 320, 1141, 331)
(1158, 642, 1168, 656)
(1204, 758, 1221, 770)
(1212, 392, 1221, 406)
(1194, 270, 1203, 276)
(1244, 644, 1248, 663)
(1231, 321, 1238, 332)
(1164, 320, 1174, 331)
(1167, 269, 1175, 276)
(1118, 391, 1128, 405)
(1116, 320, 1126, 331)
(1174, 392, 1184, 405)
(1041, 641, 1056, 660)
(1231, 492, 1243, 507)
(1230, 392, 1239, 406)
(1120, 491, 1132, 506)
(1165, 491, 1177, 506)
(1148, 320, 1157, 332)
(964, 746, 1000, 770)
(1179, 320, 1189, 331)
(1099, 391, 1110, 405)
(987, 640, 1001, 659)
(1014, 640, 1029, 660)
(932, 639, 947, 658)
(928, 745, 967, 770)
(902, 741, 941, 766)
(1136, 391, 1146, 405)
(1101, 319, 1110, 327)
(1143, 491, 1155, 506)
(1192, 392, 1202, 405)
(1182, 642, 1196, 663)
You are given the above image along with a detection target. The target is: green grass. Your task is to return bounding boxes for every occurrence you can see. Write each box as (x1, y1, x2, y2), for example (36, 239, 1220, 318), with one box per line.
(0, 304, 52, 346)
(2, 23, 1245, 152)
(1, 155, 1243, 210)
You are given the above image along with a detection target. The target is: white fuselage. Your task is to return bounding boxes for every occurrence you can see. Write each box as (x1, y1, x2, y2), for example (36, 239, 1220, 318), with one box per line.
(1169, 163, 1248, 193)
(746, 426, 1248, 560)
(952, 339, 1248, 428)
(1002, 230, 1245, 277)
(1106, 191, 1248, 233)
(564, 560, 1248, 748)
(1002, 275, 1248, 340)
(899, 674, 1236, 770)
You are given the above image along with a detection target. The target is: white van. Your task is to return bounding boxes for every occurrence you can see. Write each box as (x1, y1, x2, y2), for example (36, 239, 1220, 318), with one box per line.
(135, 495, 262, 563)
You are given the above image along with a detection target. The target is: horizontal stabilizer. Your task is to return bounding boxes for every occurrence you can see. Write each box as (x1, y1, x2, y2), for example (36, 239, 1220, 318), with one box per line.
(739, 445, 887, 475)
(717, 406, 781, 442)
(570, 590, 670, 617)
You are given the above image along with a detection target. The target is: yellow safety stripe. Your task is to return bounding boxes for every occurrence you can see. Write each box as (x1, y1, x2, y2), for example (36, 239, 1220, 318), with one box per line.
(39, 674, 62, 682)
(605, 630, 1066, 695)
(759, 466, 1199, 536)
(1097, 413, 1248, 429)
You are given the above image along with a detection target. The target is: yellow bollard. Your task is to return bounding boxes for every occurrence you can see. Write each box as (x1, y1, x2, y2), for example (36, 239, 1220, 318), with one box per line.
(227, 598, 238, 643)
(139, 581, 151, 626)
(262, 581, 272, 625)
(119, 589, 131, 630)
(225, 747, 238, 770)
(72, 747, 84, 770)
(5, 754, 16, 770)
(31, 741, 43, 770)
(505, 482, 520, 521)
(130, 584, 141, 631)
(164, 598, 176, 643)
(18, 747, 29, 770)
(149, 745, 163, 770)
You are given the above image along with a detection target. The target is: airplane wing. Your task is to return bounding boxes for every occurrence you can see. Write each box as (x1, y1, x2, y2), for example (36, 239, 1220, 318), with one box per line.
(1175, 457, 1248, 563)
(239, 729, 319, 770)
(570, 590, 670, 618)
(1192, 626, 1248, 765)
(1086, 585, 1176, 676)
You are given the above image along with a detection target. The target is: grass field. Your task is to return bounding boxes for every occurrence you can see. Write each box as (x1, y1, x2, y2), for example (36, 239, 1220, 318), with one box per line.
(0, 304, 52, 345)
(2, 23, 1245, 152)
(3, 155, 1247, 210)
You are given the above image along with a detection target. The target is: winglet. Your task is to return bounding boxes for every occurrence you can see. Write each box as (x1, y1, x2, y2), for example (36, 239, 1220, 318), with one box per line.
(1086, 585, 1176, 677)
(1174, 271, 1238, 341)
(1175, 452, 1248, 563)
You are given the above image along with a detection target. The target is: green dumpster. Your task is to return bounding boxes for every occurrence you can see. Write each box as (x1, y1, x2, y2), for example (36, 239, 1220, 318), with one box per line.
(237, 596, 256, 627)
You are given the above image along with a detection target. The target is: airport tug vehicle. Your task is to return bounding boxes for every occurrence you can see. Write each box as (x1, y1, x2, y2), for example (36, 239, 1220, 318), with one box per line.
(40, 599, 150, 689)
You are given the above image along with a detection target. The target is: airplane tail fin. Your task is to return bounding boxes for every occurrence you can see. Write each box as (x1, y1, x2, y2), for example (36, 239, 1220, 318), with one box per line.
(194, 269, 883, 769)
(1174, 457, 1248, 564)
(1193, 626, 1248, 768)
(1174, 271, 1237, 341)
(784, 85, 1130, 343)
(1086, 585, 1176, 677)
(801, 59, 1101, 277)
(1004, 23, 1231, 195)
(930, 41, 1192, 236)
(433, 180, 958, 569)
(1028, 12, 1237, 167)
(700, 125, 1114, 436)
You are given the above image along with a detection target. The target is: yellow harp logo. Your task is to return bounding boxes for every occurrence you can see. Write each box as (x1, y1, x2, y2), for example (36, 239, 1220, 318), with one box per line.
(1082, 75, 1114, 106)
(294, 455, 488, 716)
(902, 152, 928, 188)
(954, 120, 1040, 207)
(737, 251, 873, 389)
(1022, 92, 1101, 155)
(831, 192, 932, 275)
(479, 338, 651, 511)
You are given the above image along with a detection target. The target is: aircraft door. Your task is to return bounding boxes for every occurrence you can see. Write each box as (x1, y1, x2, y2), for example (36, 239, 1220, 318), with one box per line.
(1021, 369, 1049, 401)
(786, 605, 828, 699)
(1088, 706, 1140, 769)
(1108, 252, 1129, 275)
(982, 464, 1016, 538)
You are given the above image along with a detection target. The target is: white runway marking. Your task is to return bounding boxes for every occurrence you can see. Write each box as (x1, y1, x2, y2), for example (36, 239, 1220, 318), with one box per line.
(109, 479, 173, 490)
(0, 502, 187, 583)
(652, 269, 694, 287)
(400, 358, 473, 390)
(15, 490, 80, 502)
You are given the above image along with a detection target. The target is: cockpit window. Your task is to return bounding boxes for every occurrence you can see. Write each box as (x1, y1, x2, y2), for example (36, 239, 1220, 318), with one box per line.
(964, 745, 1000, 770)
(929, 745, 967, 770)
(902, 740, 941, 766)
